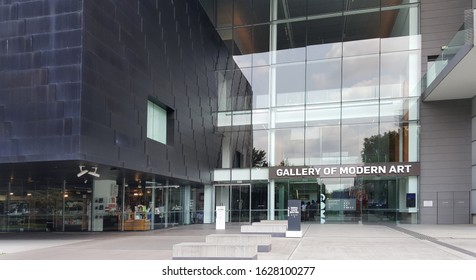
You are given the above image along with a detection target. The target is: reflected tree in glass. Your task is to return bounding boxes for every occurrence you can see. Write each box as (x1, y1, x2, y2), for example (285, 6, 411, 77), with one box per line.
(361, 130, 399, 163)
(252, 148, 268, 167)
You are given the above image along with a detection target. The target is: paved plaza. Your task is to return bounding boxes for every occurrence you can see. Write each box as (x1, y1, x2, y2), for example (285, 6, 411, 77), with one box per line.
(0, 223, 475, 260)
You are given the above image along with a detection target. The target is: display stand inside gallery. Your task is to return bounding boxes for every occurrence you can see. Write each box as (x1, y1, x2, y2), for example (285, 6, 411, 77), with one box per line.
(124, 205, 151, 231)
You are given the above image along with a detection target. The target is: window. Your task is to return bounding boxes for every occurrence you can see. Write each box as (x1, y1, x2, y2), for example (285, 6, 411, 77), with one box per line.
(147, 100, 167, 144)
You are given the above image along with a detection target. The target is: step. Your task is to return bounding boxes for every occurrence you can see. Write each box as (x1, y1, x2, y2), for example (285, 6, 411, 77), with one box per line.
(172, 242, 257, 260)
(205, 234, 272, 252)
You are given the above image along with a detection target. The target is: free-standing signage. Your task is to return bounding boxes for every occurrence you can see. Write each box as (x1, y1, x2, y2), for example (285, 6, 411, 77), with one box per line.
(286, 200, 302, 238)
(215, 206, 225, 230)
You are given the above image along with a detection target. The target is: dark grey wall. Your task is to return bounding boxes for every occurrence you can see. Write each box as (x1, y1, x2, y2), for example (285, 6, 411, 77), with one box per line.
(421, 0, 471, 72)
(0, 0, 83, 163)
(80, 0, 224, 184)
(420, 100, 472, 223)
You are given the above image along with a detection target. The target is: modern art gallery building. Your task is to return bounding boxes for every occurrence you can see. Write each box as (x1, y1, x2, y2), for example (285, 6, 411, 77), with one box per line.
(0, 0, 475, 232)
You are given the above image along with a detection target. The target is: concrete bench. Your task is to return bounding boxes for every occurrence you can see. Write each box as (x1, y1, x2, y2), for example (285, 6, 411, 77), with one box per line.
(257, 220, 288, 224)
(252, 220, 288, 229)
(241, 224, 287, 237)
(172, 242, 257, 260)
(206, 234, 272, 252)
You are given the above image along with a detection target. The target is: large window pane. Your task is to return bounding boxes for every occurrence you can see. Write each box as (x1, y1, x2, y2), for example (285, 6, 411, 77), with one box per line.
(342, 54, 379, 101)
(275, 63, 305, 106)
(305, 125, 341, 165)
(380, 51, 420, 99)
(147, 101, 167, 144)
(343, 12, 380, 42)
(273, 128, 304, 166)
(233, 27, 253, 68)
(252, 66, 270, 108)
(253, 130, 269, 167)
(306, 103, 341, 126)
(277, 0, 306, 20)
(342, 100, 379, 124)
(307, 16, 343, 46)
(253, 25, 271, 66)
(307, 0, 344, 16)
(381, 6, 419, 38)
(306, 59, 341, 104)
(307, 42, 343, 61)
(220, 130, 253, 168)
(274, 106, 305, 128)
(275, 21, 307, 63)
(251, 183, 268, 221)
(346, 0, 380, 10)
(341, 123, 379, 164)
(233, 0, 271, 25)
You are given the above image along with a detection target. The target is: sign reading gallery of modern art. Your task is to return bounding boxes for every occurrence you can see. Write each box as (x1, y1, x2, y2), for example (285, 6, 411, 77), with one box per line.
(269, 162, 420, 179)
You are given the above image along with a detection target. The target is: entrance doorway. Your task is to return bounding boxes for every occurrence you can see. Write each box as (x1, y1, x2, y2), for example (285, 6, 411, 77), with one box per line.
(275, 179, 322, 222)
(215, 185, 251, 223)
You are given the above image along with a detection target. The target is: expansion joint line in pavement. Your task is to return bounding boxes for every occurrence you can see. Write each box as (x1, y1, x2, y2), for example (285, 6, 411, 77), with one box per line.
(287, 224, 310, 260)
(386, 225, 476, 258)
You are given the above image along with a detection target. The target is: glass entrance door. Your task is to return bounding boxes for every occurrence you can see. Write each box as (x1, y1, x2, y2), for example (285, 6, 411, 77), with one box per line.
(275, 179, 322, 222)
(215, 185, 251, 223)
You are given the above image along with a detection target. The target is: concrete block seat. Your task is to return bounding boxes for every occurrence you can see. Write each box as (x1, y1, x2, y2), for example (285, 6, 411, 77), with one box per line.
(172, 242, 257, 260)
(256, 220, 288, 224)
(206, 234, 272, 252)
(252, 220, 288, 229)
(241, 224, 287, 237)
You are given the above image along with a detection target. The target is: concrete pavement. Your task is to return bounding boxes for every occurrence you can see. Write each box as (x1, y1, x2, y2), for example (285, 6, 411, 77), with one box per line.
(0, 223, 475, 260)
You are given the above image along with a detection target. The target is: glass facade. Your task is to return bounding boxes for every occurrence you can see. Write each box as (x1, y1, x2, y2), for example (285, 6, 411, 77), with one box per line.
(211, 0, 421, 223)
(0, 178, 204, 232)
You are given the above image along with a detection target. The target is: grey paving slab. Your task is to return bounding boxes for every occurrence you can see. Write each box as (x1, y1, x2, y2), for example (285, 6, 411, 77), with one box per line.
(0, 223, 474, 260)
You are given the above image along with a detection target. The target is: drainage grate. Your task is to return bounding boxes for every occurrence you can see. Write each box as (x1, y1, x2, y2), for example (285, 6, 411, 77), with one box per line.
(387, 225, 476, 258)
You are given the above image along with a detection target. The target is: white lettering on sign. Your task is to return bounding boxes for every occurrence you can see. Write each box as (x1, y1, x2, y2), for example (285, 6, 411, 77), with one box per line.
(274, 164, 415, 178)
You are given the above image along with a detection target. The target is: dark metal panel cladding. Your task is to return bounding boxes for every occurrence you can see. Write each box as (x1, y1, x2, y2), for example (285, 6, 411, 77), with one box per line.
(80, 0, 225, 184)
(0, 0, 83, 163)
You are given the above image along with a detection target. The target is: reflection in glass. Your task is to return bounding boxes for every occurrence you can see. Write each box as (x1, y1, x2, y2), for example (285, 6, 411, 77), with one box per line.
(234, 0, 270, 25)
(342, 54, 379, 101)
(380, 51, 420, 98)
(251, 183, 268, 221)
(233, 0, 253, 26)
(273, 128, 305, 166)
(341, 100, 379, 124)
(276, 0, 306, 20)
(274, 181, 289, 220)
(306, 59, 341, 103)
(379, 121, 415, 162)
(307, 0, 344, 16)
(252, 130, 269, 167)
(274, 106, 305, 128)
(343, 12, 380, 42)
(275, 63, 305, 106)
(252, 66, 270, 108)
(275, 21, 307, 63)
(305, 125, 341, 165)
(341, 123, 378, 164)
(252, 109, 269, 129)
(381, 6, 419, 38)
(307, 16, 343, 47)
(253, 24, 270, 66)
(233, 27, 253, 68)
(343, 38, 379, 57)
(307, 42, 342, 61)
(216, 0, 233, 28)
(346, 0, 380, 10)
(306, 103, 341, 126)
